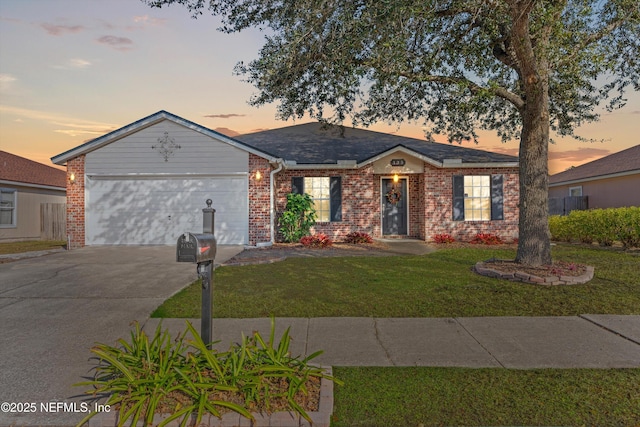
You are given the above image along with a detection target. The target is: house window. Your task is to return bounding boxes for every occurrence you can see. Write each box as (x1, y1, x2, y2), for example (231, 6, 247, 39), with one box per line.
(291, 176, 342, 222)
(0, 188, 16, 227)
(463, 175, 491, 221)
(304, 177, 330, 221)
(453, 175, 504, 221)
(569, 186, 582, 197)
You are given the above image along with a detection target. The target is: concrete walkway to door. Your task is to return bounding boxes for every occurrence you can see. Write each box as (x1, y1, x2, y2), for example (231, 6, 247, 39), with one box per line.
(0, 245, 243, 427)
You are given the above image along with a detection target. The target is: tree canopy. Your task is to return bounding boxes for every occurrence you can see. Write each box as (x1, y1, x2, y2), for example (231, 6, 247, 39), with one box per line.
(146, 0, 639, 265)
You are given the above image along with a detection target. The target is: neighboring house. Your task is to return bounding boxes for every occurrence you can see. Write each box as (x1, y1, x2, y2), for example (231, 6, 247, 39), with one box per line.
(549, 144, 640, 210)
(52, 111, 519, 249)
(0, 151, 67, 242)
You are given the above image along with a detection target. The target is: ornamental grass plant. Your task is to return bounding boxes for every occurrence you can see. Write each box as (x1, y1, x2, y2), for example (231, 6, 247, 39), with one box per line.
(75, 319, 339, 427)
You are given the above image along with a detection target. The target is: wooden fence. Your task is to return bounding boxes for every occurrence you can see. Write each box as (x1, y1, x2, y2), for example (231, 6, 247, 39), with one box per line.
(549, 196, 589, 216)
(41, 203, 66, 240)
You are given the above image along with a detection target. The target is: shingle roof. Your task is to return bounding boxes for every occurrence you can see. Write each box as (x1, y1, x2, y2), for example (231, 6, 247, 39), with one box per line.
(549, 144, 640, 185)
(236, 122, 518, 165)
(0, 151, 66, 189)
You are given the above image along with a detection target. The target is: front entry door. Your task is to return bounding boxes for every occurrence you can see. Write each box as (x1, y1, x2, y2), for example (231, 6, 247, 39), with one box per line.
(382, 178, 407, 235)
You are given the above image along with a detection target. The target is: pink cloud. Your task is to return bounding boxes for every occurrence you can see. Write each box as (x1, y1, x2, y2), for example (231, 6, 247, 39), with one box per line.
(96, 35, 133, 51)
(41, 23, 85, 36)
(204, 113, 247, 119)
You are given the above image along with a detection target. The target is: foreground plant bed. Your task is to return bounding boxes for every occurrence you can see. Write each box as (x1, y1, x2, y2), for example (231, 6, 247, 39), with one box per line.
(85, 370, 334, 427)
(76, 320, 339, 427)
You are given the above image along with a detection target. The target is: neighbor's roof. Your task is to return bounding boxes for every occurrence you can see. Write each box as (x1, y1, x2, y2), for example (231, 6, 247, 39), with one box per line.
(549, 144, 640, 186)
(237, 122, 518, 167)
(0, 151, 66, 189)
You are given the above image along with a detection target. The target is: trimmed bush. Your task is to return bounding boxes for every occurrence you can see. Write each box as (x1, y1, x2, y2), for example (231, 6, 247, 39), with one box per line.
(300, 233, 333, 248)
(433, 233, 455, 244)
(344, 231, 374, 244)
(549, 207, 640, 249)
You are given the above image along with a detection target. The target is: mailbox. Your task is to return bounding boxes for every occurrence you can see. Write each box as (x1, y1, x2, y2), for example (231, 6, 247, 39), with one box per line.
(176, 232, 217, 263)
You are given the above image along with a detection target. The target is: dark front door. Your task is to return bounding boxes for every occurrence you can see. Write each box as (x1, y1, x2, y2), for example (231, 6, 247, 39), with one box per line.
(382, 178, 407, 235)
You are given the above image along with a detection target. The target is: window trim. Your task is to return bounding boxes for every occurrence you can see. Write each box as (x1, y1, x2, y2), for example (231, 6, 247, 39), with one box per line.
(291, 176, 342, 222)
(569, 186, 582, 197)
(0, 188, 17, 228)
(453, 174, 504, 222)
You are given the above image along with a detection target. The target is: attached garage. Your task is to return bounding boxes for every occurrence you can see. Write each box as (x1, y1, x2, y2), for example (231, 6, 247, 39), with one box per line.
(85, 176, 248, 245)
(52, 111, 276, 248)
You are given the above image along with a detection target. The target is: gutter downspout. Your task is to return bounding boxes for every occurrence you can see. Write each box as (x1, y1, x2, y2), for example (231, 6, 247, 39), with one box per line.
(269, 160, 284, 244)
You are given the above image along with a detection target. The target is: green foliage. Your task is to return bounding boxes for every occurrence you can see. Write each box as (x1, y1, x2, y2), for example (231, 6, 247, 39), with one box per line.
(278, 193, 317, 243)
(75, 319, 339, 426)
(145, 0, 639, 144)
(549, 207, 640, 248)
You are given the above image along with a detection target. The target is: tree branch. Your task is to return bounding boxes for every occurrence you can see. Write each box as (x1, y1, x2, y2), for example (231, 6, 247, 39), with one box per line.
(557, 19, 625, 67)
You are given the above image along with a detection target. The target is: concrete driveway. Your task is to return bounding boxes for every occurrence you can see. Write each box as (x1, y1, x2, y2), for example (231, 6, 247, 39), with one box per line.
(0, 245, 242, 427)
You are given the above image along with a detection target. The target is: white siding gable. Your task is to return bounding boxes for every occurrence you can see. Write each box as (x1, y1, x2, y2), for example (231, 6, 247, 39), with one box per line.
(86, 120, 248, 175)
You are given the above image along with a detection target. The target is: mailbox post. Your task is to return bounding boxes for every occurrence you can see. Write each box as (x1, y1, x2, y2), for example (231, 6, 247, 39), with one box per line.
(176, 201, 217, 346)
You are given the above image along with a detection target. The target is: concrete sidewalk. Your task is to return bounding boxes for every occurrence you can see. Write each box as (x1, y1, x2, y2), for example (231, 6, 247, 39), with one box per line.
(145, 315, 640, 369)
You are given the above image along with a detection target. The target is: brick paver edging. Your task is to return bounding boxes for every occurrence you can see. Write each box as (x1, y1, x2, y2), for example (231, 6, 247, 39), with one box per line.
(474, 261, 594, 285)
(87, 367, 333, 427)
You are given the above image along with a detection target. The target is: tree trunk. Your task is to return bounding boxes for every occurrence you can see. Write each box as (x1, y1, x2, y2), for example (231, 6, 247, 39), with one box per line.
(509, 0, 552, 266)
(515, 100, 552, 266)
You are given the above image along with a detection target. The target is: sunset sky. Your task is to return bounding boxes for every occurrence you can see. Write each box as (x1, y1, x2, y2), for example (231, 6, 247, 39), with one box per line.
(1, 0, 638, 174)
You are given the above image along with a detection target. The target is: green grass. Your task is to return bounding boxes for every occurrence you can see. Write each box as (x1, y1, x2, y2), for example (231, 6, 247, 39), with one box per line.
(331, 367, 640, 426)
(152, 244, 640, 318)
(0, 240, 66, 255)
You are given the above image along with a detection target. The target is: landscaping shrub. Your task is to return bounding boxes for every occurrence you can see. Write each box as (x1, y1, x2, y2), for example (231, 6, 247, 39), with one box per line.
(549, 207, 640, 249)
(76, 320, 339, 427)
(432, 233, 455, 244)
(278, 193, 317, 243)
(344, 231, 374, 244)
(469, 233, 504, 245)
(300, 233, 333, 248)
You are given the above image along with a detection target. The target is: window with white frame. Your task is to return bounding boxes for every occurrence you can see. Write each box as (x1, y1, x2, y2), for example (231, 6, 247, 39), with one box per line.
(0, 189, 16, 227)
(453, 175, 504, 221)
(291, 176, 342, 222)
(463, 175, 491, 221)
(304, 177, 331, 221)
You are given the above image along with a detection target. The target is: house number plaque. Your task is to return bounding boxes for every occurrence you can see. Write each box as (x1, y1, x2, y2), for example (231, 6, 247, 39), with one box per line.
(390, 158, 406, 166)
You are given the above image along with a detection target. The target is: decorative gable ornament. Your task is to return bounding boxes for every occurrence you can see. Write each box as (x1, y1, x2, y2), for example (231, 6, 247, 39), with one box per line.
(152, 131, 181, 162)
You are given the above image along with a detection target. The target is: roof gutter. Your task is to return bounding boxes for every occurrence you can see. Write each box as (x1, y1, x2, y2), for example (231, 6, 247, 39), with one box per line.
(549, 169, 640, 187)
(269, 160, 284, 244)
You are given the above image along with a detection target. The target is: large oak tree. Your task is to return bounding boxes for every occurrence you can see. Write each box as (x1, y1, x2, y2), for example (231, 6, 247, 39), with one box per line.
(146, 0, 639, 266)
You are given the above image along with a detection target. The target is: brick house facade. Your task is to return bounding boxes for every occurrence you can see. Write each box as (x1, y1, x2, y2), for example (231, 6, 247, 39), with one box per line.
(53, 111, 519, 248)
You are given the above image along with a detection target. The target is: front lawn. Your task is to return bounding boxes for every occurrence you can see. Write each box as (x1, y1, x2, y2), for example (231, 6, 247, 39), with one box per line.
(152, 244, 640, 318)
(332, 367, 640, 426)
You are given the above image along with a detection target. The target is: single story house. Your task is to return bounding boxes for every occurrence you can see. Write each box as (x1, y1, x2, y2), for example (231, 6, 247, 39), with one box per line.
(549, 144, 640, 209)
(52, 111, 519, 248)
(0, 151, 67, 242)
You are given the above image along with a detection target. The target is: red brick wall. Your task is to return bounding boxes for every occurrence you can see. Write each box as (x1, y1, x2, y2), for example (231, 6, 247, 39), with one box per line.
(273, 166, 380, 242)
(262, 164, 520, 243)
(422, 163, 520, 242)
(66, 155, 85, 249)
(248, 154, 272, 245)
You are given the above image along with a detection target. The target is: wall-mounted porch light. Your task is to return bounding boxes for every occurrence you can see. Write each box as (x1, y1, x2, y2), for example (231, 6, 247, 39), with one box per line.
(393, 173, 399, 183)
(255, 170, 262, 181)
(69, 172, 76, 184)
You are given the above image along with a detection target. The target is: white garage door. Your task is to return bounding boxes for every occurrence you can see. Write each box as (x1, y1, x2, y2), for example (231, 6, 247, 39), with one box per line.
(86, 176, 248, 245)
